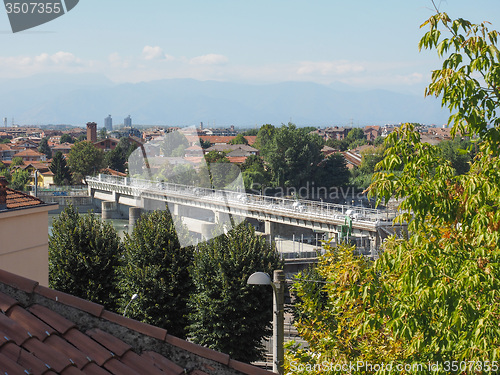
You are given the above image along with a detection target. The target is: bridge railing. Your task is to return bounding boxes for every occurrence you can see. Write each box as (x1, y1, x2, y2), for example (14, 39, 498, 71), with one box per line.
(87, 174, 398, 223)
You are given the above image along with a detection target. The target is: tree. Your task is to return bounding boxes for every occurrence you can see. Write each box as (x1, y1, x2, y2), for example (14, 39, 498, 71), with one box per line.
(253, 124, 276, 150)
(49, 206, 122, 311)
(199, 138, 211, 149)
(98, 127, 107, 140)
(11, 157, 24, 166)
(66, 141, 104, 183)
(188, 223, 283, 363)
(229, 133, 248, 145)
(314, 152, 350, 188)
(262, 123, 323, 188)
(437, 137, 473, 175)
(9, 169, 30, 191)
(38, 137, 52, 159)
(119, 210, 194, 339)
(286, 8, 500, 371)
(49, 151, 72, 185)
(60, 133, 74, 144)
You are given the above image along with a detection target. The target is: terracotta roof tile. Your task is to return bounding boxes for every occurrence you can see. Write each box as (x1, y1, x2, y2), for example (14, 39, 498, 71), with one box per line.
(165, 334, 230, 365)
(0, 292, 19, 313)
(35, 285, 105, 317)
(0, 351, 29, 374)
(100, 311, 167, 341)
(6, 305, 55, 341)
(0, 311, 31, 345)
(64, 328, 114, 366)
(142, 351, 185, 375)
(0, 341, 50, 374)
(86, 328, 131, 357)
(0, 268, 274, 375)
(120, 350, 165, 375)
(5, 188, 44, 209)
(23, 337, 76, 372)
(0, 269, 39, 294)
(29, 304, 76, 335)
(44, 335, 91, 369)
(81, 362, 112, 375)
(104, 357, 141, 375)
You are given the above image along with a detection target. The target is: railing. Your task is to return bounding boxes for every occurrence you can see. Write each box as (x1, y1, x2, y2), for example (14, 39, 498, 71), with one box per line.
(87, 174, 398, 223)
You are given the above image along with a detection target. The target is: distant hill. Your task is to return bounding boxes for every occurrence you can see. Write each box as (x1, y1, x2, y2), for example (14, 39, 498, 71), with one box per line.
(0, 74, 449, 127)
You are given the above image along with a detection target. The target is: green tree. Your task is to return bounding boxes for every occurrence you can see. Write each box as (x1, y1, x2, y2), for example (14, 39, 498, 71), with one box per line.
(229, 133, 249, 145)
(188, 223, 283, 363)
(287, 9, 500, 372)
(48, 206, 122, 311)
(98, 127, 107, 140)
(11, 157, 24, 166)
(314, 152, 350, 188)
(199, 138, 211, 149)
(67, 141, 104, 183)
(49, 151, 72, 185)
(262, 123, 323, 188)
(241, 154, 271, 191)
(38, 137, 52, 159)
(9, 169, 30, 191)
(60, 133, 74, 144)
(437, 137, 473, 175)
(253, 124, 276, 150)
(119, 210, 194, 339)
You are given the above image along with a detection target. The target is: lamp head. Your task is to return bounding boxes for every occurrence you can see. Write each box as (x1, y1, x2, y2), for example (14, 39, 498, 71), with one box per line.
(247, 272, 272, 285)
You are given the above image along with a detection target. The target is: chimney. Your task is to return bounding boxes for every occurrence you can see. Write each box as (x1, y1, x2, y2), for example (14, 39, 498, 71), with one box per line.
(86, 122, 97, 143)
(0, 176, 8, 210)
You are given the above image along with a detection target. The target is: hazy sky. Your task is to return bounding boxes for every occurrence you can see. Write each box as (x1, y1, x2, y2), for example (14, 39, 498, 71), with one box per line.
(1, 1, 499, 94)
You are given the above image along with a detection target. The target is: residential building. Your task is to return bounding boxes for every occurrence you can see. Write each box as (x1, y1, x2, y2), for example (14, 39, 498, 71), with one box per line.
(94, 137, 120, 152)
(13, 149, 47, 163)
(0, 177, 57, 286)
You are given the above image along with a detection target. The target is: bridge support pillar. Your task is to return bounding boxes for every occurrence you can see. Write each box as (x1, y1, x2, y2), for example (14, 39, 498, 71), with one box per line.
(265, 221, 277, 243)
(370, 234, 381, 259)
(129, 207, 142, 234)
(101, 201, 117, 220)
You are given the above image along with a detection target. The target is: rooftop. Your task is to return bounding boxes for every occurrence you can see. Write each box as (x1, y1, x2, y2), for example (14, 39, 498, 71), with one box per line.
(0, 269, 272, 375)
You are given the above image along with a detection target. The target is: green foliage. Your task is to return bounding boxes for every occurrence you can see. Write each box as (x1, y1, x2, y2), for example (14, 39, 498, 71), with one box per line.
(119, 210, 194, 338)
(0, 168, 11, 184)
(11, 157, 24, 166)
(59, 133, 74, 144)
(325, 138, 348, 151)
(10, 169, 30, 191)
(49, 151, 72, 185)
(262, 123, 323, 188)
(188, 223, 283, 363)
(199, 138, 212, 149)
(104, 137, 138, 174)
(98, 128, 107, 140)
(0, 138, 11, 144)
(38, 137, 52, 159)
(314, 152, 350, 188)
(437, 136, 474, 175)
(161, 131, 189, 157)
(241, 154, 271, 190)
(67, 141, 104, 183)
(287, 244, 401, 373)
(229, 133, 248, 145)
(48, 206, 122, 311)
(253, 124, 276, 150)
(345, 127, 366, 144)
(288, 10, 500, 373)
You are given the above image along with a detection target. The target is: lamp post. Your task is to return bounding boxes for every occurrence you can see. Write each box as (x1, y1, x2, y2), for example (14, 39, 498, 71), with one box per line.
(123, 293, 138, 317)
(247, 270, 285, 375)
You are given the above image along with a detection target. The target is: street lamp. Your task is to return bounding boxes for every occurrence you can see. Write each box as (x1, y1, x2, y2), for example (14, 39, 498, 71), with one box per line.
(247, 270, 285, 375)
(123, 293, 138, 317)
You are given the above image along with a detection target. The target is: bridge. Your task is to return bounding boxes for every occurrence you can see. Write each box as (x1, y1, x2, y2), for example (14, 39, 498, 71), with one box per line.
(87, 174, 402, 259)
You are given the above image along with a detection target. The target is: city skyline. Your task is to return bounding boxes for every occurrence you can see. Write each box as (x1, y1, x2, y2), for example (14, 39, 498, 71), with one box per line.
(0, 1, 499, 95)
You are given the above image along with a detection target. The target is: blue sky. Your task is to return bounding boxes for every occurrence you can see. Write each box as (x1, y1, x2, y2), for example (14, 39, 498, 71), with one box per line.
(1, 1, 499, 94)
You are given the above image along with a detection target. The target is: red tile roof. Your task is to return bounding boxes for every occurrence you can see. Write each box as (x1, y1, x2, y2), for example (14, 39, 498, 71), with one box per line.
(0, 269, 273, 375)
(5, 188, 45, 209)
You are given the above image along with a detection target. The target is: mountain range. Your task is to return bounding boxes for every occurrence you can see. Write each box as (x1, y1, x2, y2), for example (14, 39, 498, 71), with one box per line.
(0, 74, 449, 127)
